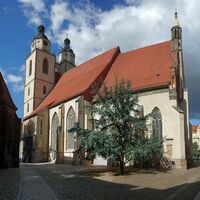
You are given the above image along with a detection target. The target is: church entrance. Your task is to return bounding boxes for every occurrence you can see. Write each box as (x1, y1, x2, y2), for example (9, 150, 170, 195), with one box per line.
(50, 113, 59, 162)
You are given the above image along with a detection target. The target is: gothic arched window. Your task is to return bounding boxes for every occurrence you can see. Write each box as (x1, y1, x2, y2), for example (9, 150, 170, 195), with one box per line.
(43, 58, 48, 74)
(66, 106, 76, 150)
(152, 107, 162, 139)
(29, 60, 32, 76)
(43, 86, 46, 94)
(27, 103, 29, 112)
(28, 87, 30, 96)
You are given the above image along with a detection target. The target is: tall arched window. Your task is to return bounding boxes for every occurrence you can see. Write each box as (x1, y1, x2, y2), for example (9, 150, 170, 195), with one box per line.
(152, 107, 162, 139)
(28, 87, 30, 96)
(29, 60, 32, 76)
(43, 58, 48, 74)
(27, 103, 29, 112)
(66, 106, 76, 150)
(51, 113, 59, 152)
(43, 86, 46, 94)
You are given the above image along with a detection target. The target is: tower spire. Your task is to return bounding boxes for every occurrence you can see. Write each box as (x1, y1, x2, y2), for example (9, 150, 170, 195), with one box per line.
(171, 10, 182, 40)
(172, 10, 180, 28)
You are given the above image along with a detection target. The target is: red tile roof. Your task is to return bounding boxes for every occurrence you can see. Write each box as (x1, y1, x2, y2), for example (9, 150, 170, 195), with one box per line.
(192, 125, 199, 133)
(102, 41, 172, 91)
(0, 72, 17, 110)
(26, 47, 120, 118)
(25, 40, 174, 119)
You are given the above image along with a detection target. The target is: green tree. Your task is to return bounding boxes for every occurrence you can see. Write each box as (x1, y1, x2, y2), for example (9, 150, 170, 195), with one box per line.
(77, 79, 163, 174)
(193, 142, 200, 161)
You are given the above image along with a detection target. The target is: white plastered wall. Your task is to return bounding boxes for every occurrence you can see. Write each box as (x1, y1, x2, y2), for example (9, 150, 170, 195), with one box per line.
(24, 52, 36, 117)
(138, 89, 186, 160)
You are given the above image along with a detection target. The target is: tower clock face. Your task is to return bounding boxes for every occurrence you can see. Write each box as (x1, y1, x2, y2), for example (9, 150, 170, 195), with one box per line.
(43, 40, 48, 46)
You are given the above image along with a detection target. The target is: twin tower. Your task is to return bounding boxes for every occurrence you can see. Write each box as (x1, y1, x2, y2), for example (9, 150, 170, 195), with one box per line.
(23, 26, 75, 118)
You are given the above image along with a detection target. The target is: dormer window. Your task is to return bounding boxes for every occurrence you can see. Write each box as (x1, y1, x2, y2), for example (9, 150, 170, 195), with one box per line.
(43, 58, 48, 74)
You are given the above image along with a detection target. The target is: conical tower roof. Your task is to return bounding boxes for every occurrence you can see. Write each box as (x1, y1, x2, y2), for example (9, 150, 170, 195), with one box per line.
(172, 11, 181, 28)
(0, 72, 17, 110)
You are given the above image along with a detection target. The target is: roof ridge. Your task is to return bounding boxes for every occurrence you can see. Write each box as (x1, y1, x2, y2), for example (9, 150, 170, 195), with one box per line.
(122, 40, 171, 55)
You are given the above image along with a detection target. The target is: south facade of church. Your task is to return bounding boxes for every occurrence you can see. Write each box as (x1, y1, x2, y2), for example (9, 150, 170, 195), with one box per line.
(21, 13, 192, 169)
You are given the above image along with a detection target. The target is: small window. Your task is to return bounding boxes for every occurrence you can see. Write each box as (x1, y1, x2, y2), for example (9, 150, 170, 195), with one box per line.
(43, 58, 48, 74)
(28, 87, 30, 96)
(27, 103, 29, 112)
(43, 40, 48, 46)
(43, 86, 46, 94)
(29, 60, 32, 76)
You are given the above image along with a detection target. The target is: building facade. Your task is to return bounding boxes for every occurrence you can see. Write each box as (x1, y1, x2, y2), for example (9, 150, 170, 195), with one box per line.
(0, 73, 20, 168)
(22, 13, 192, 168)
(192, 125, 200, 148)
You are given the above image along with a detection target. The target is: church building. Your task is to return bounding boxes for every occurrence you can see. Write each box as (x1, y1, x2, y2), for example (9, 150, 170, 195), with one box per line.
(22, 13, 192, 168)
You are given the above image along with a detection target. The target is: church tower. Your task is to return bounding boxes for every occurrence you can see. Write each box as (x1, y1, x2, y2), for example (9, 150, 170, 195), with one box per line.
(170, 11, 184, 104)
(23, 25, 56, 118)
(57, 36, 75, 75)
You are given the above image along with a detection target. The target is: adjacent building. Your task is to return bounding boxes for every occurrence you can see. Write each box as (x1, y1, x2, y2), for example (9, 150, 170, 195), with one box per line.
(192, 125, 200, 147)
(0, 73, 20, 168)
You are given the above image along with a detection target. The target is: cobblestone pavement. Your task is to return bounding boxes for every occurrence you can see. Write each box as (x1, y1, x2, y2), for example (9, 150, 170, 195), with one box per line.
(29, 163, 200, 200)
(1, 164, 200, 200)
(0, 168, 19, 200)
(18, 164, 58, 200)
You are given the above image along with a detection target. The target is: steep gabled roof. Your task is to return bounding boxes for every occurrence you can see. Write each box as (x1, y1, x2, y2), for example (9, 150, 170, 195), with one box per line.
(102, 41, 172, 92)
(0, 72, 17, 110)
(27, 47, 120, 118)
(25, 40, 174, 120)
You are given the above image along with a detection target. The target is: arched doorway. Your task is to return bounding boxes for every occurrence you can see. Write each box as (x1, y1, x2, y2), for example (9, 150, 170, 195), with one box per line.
(50, 113, 59, 162)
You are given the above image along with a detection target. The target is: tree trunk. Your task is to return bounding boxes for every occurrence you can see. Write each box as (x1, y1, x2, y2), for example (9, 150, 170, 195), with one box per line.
(119, 160, 124, 174)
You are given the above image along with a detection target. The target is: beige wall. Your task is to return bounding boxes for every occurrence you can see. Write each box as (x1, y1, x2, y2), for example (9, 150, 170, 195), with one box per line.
(31, 38, 51, 52)
(138, 89, 186, 161)
(24, 51, 36, 117)
(24, 49, 56, 117)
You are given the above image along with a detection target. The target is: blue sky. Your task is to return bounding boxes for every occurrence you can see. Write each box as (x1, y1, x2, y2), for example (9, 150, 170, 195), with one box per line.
(0, 0, 200, 125)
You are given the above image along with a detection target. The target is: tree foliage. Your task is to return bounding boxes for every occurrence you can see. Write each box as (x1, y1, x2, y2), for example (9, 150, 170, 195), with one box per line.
(193, 142, 200, 161)
(77, 79, 163, 173)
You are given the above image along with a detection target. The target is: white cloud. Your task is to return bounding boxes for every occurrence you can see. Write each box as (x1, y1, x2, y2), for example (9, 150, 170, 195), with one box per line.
(7, 74, 23, 83)
(19, 64, 25, 72)
(0, 67, 24, 93)
(12, 84, 24, 93)
(50, 0, 71, 32)
(19, 0, 200, 119)
(18, 0, 46, 25)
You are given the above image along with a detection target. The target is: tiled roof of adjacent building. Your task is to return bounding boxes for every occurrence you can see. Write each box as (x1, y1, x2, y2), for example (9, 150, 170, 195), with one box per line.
(0, 72, 17, 110)
(192, 125, 199, 133)
(25, 40, 173, 119)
